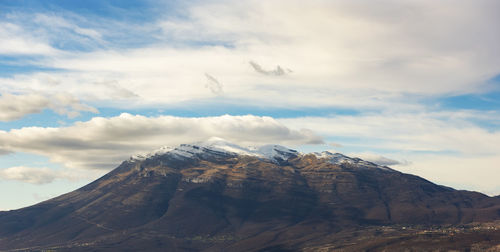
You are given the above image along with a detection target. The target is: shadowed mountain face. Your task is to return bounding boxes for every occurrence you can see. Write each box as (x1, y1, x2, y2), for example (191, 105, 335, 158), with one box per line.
(1, 140, 499, 251)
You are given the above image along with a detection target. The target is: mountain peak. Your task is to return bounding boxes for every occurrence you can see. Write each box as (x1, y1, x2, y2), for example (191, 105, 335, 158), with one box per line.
(2, 138, 500, 251)
(129, 138, 393, 171)
(130, 137, 298, 164)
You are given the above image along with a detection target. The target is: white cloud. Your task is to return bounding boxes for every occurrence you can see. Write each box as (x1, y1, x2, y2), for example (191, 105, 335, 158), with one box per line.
(395, 155, 500, 196)
(0, 166, 76, 184)
(280, 111, 500, 155)
(0, 114, 323, 170)
(155, 0, 500, 95)
(0, 93, 98, 121)
(279, 111, 500, 195)
(0, 93, 49, 121)
(0, 1, 498, 109)
(0, 22, 56, 55)
(34, 14, 103, 41)
(351, 152, 407, 166)
(0, 73, 141, 105)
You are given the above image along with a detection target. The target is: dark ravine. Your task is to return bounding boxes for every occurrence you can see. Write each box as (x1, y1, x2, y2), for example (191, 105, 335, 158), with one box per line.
(0, 141, 499, 251)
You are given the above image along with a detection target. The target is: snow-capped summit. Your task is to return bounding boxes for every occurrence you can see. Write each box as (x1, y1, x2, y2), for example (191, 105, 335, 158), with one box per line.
(130, 138, 392, 171)
(253, 144, 299, 162)
(130, 137, 299, 163)
(131, 146, 174, 160)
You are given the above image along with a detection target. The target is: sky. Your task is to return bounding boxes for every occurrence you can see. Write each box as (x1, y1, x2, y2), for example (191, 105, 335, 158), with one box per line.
(0, 0, 499, 210)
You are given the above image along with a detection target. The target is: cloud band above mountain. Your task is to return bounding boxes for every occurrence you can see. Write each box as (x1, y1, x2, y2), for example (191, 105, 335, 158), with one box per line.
(0, 114, 323, 170)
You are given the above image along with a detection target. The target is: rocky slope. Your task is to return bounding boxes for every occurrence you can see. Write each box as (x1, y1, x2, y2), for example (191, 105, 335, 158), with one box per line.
(0, 139, 499, 251)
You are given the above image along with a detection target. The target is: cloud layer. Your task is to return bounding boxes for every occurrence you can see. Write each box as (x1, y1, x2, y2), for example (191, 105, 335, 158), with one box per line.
(279, 111, 500, 194)
(0, 93, 98, 121)
(0, 166, 74, 184)
(352, 153, 406, 166)
(0, 0, 498, 110)
(0, 114, 322, 170)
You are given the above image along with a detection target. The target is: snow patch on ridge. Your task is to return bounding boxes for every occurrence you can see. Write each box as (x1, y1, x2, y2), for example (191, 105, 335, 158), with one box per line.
(313, 151, 393, 171)
(256, 144, 299, 161)
(131, 146, 174, 160)
(130, 137, 393, 171)
(130, 137, 298, 163)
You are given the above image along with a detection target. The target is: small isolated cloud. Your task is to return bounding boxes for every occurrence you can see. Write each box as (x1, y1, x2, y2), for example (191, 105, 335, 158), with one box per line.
(49, 93, 99, 118)
(0, 93, 49, 121)
(0, 149, 12, 155)
(94, 80, 139, 99)
(0, 166, 75, 184)
(249, 61, 290, 76)
(0, 93, 98, 121)
(204, 73, 224, 95)
(352, 153, 406, 166)
(0, 114, 324, 170)
(329, 142, 343, 148)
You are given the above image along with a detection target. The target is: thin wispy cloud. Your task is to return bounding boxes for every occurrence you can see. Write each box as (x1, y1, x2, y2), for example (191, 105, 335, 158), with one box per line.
(249, 61, 290, 76)
(0, 22, 57, 55)
(352, 153, 409, 166)
(204, 73, 224, 95)
(34, 14, 103, 41)
(0, 166, 80, 184)
(0, 93, 98, 121)
(93, 80, 139, 99)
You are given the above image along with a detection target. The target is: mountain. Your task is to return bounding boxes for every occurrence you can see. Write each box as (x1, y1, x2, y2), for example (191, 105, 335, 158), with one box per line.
(1, 138, 499, 251)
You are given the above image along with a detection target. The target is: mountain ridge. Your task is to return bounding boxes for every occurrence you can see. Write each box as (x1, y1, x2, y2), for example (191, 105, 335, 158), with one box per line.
(128, 137, 392, 171)
(0, 139, 499, 251)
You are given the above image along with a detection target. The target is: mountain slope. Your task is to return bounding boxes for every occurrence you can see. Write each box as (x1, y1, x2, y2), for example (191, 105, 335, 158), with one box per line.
(1, 140, 499, 251)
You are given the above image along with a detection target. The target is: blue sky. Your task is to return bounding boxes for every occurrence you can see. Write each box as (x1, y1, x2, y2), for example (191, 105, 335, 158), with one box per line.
(1, 0, 500, 210)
